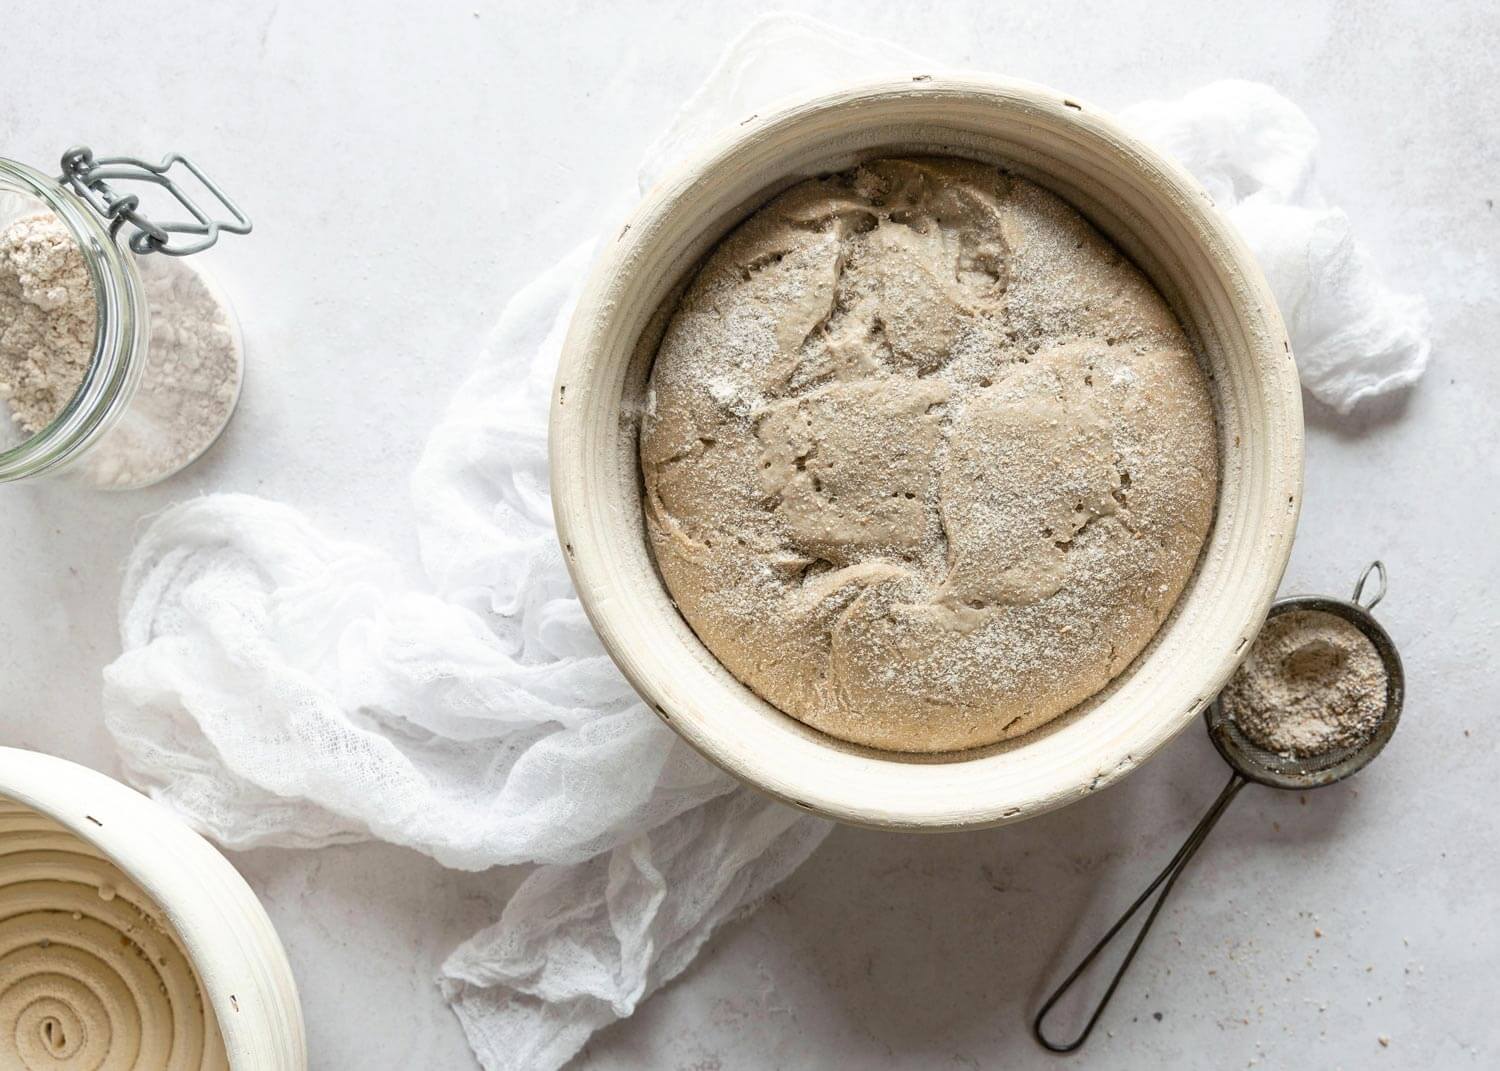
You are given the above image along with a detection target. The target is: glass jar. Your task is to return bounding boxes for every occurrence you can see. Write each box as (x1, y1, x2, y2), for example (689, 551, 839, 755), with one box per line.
(0, 149, 250, 489)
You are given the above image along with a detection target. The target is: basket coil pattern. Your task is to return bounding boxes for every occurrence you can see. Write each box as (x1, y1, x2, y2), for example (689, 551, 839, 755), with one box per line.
(0, 797, 226, 1069)
(0, 749, 305, 1070)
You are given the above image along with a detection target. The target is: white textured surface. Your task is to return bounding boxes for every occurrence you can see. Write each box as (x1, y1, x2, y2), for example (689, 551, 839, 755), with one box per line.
(0, 1, 1495, 1068)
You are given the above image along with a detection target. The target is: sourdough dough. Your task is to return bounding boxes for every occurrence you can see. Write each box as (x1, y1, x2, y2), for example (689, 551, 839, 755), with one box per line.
(641, 157, 1218, 752)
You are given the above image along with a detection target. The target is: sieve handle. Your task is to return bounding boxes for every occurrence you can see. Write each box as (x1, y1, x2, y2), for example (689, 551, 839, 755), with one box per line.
(1352, 559, 1387, 611)
(1032, 770, 1249, 1053)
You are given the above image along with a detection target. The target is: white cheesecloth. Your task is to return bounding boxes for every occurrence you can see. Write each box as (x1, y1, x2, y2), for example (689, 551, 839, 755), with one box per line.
(100, 14, 1430, 1070)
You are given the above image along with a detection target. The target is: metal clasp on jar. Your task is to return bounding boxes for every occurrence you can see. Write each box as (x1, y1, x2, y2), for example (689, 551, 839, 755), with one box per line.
(58, 146, 252, 257)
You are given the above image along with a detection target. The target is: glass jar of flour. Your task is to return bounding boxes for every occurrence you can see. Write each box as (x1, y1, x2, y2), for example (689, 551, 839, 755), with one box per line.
(0, 147, 251, 489)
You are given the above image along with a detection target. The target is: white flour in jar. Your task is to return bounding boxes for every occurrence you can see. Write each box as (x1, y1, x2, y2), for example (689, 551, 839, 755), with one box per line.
(0, 212, 95, 436)
(0, 210, 242, 487)
(85, 252, 244, 488)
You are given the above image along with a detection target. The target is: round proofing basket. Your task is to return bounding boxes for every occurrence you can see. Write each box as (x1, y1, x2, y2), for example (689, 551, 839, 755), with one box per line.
(550, 75, 1303, 831)
(0, 747, 306, 1068)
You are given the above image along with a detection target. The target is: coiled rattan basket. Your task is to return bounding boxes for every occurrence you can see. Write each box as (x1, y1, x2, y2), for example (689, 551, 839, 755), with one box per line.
(551, 75, 1303, 831)
(0, 747, 305, 1069)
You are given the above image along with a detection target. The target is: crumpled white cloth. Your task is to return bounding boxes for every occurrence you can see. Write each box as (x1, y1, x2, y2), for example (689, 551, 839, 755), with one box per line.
(440, 790, 821, 1071)
(105, 236, 834, 1069)
(100, 13, 1431, 1071)
(1119, 81, 1431, 412)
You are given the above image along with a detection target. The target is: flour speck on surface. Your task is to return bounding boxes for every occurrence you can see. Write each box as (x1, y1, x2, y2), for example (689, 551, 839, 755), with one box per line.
(0, 209, 242, 487)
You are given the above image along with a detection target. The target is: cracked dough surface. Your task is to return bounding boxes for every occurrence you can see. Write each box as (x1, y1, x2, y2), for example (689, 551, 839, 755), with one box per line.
(641, 157, 1218, 753)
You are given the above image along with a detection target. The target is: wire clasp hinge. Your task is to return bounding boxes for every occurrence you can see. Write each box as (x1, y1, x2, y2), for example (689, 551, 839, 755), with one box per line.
(58, 146, 252, 257)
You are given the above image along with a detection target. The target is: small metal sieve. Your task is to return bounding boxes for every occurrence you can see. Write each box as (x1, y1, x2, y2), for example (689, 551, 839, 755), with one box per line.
(1032, 561, 1404, 1053)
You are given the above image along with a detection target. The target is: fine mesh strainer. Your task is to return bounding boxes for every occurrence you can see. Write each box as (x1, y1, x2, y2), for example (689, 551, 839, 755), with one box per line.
(1032, 561, 1405, 1053)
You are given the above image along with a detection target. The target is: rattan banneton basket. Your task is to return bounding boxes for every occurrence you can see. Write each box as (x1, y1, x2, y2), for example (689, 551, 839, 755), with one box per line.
(0, 747, 306, 1068)
(550, 75, 1303, 831)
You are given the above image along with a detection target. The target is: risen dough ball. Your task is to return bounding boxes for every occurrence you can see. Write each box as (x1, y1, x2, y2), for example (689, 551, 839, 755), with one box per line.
(641, 157, 1218, 752)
